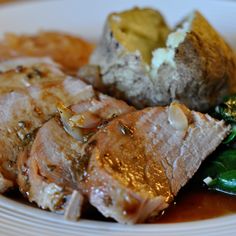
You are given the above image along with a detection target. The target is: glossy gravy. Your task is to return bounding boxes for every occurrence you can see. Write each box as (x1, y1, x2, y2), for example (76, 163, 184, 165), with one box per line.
(151, 185, 236, 223)
(5, 184, 236, 223)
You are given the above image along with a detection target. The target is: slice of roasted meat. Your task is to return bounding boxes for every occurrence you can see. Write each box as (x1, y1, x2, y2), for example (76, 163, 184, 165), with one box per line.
(0, 31, 94, 74)
(82, 102, 230, 223)
(17, 93, 134, 219)
(0, 57, 93, 192)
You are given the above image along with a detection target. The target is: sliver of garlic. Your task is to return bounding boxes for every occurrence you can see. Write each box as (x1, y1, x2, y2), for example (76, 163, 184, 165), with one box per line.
(168, 102, 188, 131)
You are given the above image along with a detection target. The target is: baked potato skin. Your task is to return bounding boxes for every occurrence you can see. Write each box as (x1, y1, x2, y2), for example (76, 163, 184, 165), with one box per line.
(90, 8, 170, 108)
(152, 11, 236, 111)
(90, 9, 236, 111)
(90, 22, 155, 108)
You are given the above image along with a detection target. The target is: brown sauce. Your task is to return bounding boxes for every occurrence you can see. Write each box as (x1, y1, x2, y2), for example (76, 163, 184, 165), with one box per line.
(150, 185, 236, 223)
(4, 184, 236, 223)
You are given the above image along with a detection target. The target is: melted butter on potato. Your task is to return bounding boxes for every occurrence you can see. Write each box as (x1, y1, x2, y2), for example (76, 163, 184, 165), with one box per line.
(151, 13, 194, 74)
(108, 8, 169, 64)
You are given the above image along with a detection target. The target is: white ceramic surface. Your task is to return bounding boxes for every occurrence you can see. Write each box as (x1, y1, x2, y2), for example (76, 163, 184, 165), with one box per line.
(0, 0, 236, 235)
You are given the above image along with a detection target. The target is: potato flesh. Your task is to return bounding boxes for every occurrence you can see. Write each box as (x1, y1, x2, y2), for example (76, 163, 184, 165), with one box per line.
(151, 13, 193, 74)
(109, 8, 169, 64)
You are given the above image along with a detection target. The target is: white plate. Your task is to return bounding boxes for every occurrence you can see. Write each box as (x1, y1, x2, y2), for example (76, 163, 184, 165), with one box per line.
(0, 0, 236, 235)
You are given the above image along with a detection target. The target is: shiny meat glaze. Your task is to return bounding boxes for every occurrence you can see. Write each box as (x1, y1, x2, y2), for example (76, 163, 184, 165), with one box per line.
(83, 103, 230, 224)
(17, 93, 134, 216)
(0, 58, 92, 192)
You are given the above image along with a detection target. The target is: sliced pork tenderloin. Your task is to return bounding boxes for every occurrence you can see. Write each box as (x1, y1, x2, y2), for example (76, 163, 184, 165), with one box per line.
(17, 93, 134, 219)
(82, 102, 230, 224)
(0, 58, 93, 193)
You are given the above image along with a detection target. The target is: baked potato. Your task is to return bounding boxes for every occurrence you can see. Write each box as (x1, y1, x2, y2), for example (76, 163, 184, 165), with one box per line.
(89, 8, 236, 111)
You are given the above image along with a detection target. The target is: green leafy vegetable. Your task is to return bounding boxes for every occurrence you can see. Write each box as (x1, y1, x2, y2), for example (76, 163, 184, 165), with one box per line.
(201, 149, 236, 194)
(223, 124, 236, 144)
(208, 170, 236, 194)
(215, 95, 236, 145)
(215, 94, 236, 123)
(199, 95, 236, 195)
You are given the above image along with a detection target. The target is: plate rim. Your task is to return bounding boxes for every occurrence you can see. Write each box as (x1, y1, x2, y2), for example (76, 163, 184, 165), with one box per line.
(0, 0, 236, 234)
